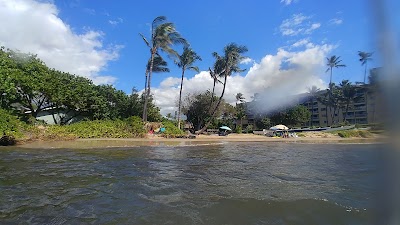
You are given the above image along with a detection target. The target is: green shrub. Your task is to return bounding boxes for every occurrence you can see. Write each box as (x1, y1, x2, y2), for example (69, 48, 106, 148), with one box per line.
(160, 120, 184, 138)
(126, 116, 146, 134)
(0, 109, 26, 138)
(46, 119, 145, 139)
(235, 125, 242, 134)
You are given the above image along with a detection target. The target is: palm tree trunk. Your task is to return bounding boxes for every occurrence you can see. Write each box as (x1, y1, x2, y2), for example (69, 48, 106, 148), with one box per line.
(364, 62, 367, 84)
(343, 100, 350, 123)
(310, 97, 314, 127)
(144, 70, 149, 93)
(143, 50, 155, 122)
(177, 67, 185, 129)
(199, 75, 228, 133)
(329, 67, 333, 85)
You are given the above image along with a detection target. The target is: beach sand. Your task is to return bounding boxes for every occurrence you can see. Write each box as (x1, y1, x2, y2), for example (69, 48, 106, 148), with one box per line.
(13, 133, 386, 149)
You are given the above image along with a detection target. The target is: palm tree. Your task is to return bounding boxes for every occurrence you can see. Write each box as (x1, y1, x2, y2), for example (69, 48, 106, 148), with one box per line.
(307, 86, 320, 127)
(199, 43, 248, 133)
(235, 92, 246, 129)
(144, 55, 170, 93)
(139, 16, 187, 122)
(175, 46, 202, 129)
(339, 80, 361, 123)
(326, 55, 346, 85)
(235, 92, 245, 105)
(358, 51, 373, 84)
(209, 56, 225, 99)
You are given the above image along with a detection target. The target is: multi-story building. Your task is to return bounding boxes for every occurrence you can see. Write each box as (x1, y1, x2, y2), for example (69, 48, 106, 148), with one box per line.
(241, 83, 384, 129)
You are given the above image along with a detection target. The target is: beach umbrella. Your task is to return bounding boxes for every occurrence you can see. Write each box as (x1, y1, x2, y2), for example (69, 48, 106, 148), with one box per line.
(219, 126, 232, 131)
(269, 124, 289, 130)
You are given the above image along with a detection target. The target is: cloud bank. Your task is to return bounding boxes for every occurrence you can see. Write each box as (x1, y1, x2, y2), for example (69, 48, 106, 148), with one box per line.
(0, 0, 121, 84)
(151, 42, 334, 115)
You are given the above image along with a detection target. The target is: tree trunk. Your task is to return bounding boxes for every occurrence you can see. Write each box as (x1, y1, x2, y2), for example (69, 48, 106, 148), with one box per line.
(144, 70, 148, 93)
(177, 67, 185, 129)
(310, 97, 314, 127)
(364, 62, 367, 84)
(329, 67, 333, 85)
(143, 50, 155, 122)
(343, 100, 350, 123)
(198, 75, 228, 133)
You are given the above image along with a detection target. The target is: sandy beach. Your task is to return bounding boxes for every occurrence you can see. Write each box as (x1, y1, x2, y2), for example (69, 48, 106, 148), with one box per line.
(13, 133, 386, 149)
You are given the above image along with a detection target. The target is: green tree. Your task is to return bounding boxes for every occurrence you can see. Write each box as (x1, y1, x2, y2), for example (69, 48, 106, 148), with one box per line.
(183, 91, 216, 130)
(326, 55, 346, 85)
(175, 46, 201, 129)
(286, 105, 311, 127)
(326, 83, 342, 125)
(139, 16, 187, 122)
(0, 47, 19, 109)
(339, 80, 362, 123)
(235, 92, 246, 128)
(358, 51, 373, 84)
(199, 43, 248, 133)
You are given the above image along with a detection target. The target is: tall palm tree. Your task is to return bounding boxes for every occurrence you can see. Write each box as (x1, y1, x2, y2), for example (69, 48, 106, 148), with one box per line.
(175, 46, 202, 129)
(139, 16, 187, 122)
(307, 86, 320, 127)
(144, 55, 170, 93)
(326, 55, 346, 85)
(358, 51, 373, 84)
(199, 43, 248, 133)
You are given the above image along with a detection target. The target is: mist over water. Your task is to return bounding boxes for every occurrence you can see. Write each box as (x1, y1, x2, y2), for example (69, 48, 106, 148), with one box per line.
(0, 143, 379, 224)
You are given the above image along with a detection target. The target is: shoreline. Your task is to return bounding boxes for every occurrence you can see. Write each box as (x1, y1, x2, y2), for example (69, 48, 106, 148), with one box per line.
(11, 133, 386, 149)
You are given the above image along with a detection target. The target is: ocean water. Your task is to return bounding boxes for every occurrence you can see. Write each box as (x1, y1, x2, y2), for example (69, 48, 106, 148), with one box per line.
(0, 143, 381, 224)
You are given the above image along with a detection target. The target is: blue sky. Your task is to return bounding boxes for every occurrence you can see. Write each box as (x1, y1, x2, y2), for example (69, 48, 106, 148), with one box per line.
(0, 0, 398, 114)
(55, 0, 375, 89)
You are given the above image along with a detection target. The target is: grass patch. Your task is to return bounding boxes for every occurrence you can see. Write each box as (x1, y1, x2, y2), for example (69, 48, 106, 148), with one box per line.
(330, 129, 373, 138)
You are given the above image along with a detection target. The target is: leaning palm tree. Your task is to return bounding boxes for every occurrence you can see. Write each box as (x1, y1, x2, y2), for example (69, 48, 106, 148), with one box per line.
(144, 55, 170, 93)
(208, 57, 225, 106)
(358, 51, 373, 84)
(175, 46, 202, 129)
(198, 43, 248, 133)
(139, 16, 187, 122)
(326, 55, 346, 85)
(307, 86, 320, 127)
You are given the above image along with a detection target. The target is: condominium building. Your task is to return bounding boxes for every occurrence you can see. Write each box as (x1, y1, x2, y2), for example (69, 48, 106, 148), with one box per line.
(241, 83, 384, 129)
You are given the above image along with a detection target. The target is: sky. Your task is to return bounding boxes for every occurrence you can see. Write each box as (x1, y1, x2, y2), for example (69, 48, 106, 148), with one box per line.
(0, 0, 398, 115)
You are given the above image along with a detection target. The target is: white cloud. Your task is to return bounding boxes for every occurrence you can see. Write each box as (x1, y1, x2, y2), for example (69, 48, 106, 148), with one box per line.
(240, 57, 254, 65)
(109, 17, 123, 26)
(305, 23, 321, 33)
(329, 18, 343, 25)
(291, 38, 310, 48)
(0, 0, 122, 84)
(150, 42, 335, 116)
(280, 0, 298, 5)
(279, 13, 321, 36)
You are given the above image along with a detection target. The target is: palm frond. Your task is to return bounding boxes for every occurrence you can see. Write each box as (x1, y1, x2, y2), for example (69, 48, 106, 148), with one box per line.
(188, 66, 200, 73)
(139, 33, 150, 48)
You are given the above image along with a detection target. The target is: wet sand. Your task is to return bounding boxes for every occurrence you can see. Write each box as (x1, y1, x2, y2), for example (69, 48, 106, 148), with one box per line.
(15, 133, 385, 149)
